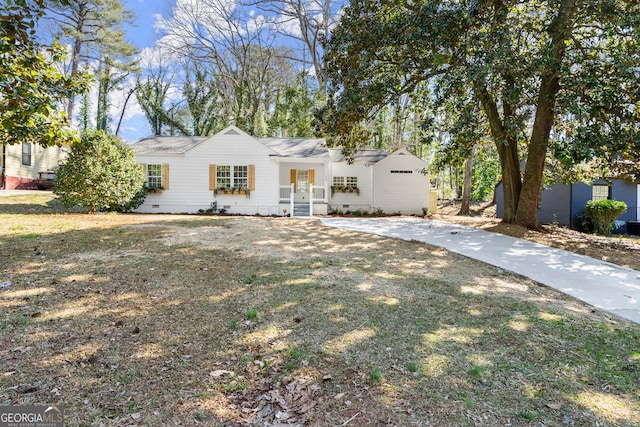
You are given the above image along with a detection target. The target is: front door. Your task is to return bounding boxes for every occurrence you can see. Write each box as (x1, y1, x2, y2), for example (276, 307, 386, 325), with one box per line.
(290, 169, 315, 202)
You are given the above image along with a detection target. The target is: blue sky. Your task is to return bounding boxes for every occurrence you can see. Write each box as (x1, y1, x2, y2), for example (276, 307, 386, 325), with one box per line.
(116, 0, 169, 142)
(124, 0, 166, 50)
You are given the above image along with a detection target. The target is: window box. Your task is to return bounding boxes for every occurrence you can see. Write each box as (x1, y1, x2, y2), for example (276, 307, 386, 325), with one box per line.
(147, 186, 164, 193)
(331, 186, 359, 195)
(215, 187, 250, 197)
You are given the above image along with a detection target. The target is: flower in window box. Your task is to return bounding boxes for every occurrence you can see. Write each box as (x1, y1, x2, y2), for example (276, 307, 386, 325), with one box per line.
(147, 185, 164, 193)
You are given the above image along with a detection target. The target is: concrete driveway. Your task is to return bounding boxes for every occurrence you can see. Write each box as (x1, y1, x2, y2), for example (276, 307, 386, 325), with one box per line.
(320, 217, 640, 325)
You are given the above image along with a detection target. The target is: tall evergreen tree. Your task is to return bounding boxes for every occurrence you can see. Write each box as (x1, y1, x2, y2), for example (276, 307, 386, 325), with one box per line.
(46, 0, 138, 126)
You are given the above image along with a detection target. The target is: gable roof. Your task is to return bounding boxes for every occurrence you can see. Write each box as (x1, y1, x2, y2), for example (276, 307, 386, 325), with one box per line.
(129, 128, 397, 165)
(259, 138, 330, 159)
(130, 135, 207, 155)
(328, 148, 389, 165)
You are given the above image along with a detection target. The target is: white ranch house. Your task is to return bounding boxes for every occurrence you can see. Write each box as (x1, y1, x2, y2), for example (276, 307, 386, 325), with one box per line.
(131, 126, 433, 216)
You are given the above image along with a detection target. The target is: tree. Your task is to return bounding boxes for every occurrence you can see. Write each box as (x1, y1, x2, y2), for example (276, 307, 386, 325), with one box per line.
(0, 0, 87, 147)
(157, 0, 299, 135)
(45, 0, 138, 125)
(267, 71, 317, 137)
(54, 130, 146, 212)
(182, 60, 224, 136)
(250, 0, 346, 92)
(321, 0, 640, 229)
(135, 59, 175, 136)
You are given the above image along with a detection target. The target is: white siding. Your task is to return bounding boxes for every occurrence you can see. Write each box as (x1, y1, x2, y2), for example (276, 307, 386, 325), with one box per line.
(372, 149, 429, 215)
(328, 162, 373, 213)
(3, 143, 66, 182)
(134, 130, 280, 214)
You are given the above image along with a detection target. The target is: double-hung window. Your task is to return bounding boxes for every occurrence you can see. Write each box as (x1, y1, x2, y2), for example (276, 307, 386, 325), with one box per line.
(346, 176, 358, 187)
(216, 165, 249, 189)
(147, 164, 162, 189)
(333, 176, 345, 187)
(234, 166, 248, 189)
(210, 164, 254, 192)
(216, 165, 231, 188)
(22, 143, 31, 166)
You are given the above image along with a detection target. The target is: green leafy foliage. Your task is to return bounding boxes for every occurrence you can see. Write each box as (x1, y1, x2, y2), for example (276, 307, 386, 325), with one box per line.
(584, 199, 627, 236)
(320, 0, 640, 228)
(54, 130, 146, 213)
(0, 0, 88, 147)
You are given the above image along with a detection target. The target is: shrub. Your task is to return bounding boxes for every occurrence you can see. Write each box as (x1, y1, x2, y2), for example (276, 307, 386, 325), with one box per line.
(583, 199, 627, 235)
(54, 130, 146, 213)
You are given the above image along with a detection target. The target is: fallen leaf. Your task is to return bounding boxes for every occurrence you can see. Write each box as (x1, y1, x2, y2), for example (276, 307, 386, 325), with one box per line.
(546, 402, 562, 410)
(210, 370, 235, 378)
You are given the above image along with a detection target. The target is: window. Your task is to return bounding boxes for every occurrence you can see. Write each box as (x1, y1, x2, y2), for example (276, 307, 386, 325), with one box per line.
(297, 170, 309, 192)
(592, 184, 610, 201)
(234, 166, 248, 189)
(216, 165, 249, 189)
(22, 143, 31, 166)
(147, 164, 162, 189)
(216, 165, 231, 188)
(346, 176, 358, 187)
(333, 176, 345, 187)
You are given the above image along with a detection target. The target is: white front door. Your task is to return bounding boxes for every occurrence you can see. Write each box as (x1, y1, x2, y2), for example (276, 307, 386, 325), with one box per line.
(295, 169, 309, 202)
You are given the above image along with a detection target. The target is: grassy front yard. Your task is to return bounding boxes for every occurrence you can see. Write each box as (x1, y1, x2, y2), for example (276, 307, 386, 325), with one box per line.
(1, 194, 639, 426)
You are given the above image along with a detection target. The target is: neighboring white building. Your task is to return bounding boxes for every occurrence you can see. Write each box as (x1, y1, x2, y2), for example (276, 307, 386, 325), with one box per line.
(130, 126, 432, 216)
(0, 143, 66, 189)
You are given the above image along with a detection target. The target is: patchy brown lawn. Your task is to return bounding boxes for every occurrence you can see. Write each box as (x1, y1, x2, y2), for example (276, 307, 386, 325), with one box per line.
(1, 194, 639, 426)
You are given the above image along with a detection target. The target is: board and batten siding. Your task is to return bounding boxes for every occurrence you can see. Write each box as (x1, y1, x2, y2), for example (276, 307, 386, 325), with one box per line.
(372, 150, 429, 215)
(134, 130, 280, 214)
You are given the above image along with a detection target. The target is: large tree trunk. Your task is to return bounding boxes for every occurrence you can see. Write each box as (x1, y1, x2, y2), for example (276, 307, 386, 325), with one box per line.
(496, 137, 522, 223)
(514, 0, 578, 229)
(458, 154, 473, 216)
(474, 82, 522, 223)
(514, 75, 559, 228)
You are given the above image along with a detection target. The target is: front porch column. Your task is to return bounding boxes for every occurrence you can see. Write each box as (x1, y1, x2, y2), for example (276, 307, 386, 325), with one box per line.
(309, 184, 314, 217)
(290, 183, 294, 217)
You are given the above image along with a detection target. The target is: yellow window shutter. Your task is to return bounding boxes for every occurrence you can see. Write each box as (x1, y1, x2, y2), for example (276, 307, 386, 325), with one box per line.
(309, 169, 315, 186)
(290, 169, 297, 192)
(162, 163, 170, 190)
(248, 164, 255, 191)
(209, 164, 216, 190)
